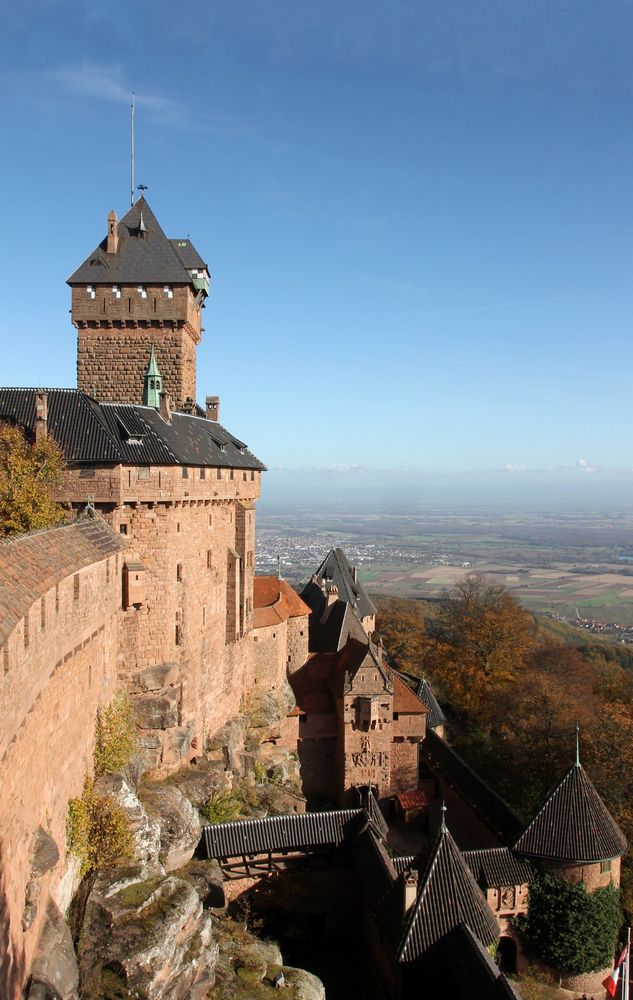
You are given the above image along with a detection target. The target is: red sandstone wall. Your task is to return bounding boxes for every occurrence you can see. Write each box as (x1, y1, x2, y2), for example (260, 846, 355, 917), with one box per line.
(0, 546, 121, 999)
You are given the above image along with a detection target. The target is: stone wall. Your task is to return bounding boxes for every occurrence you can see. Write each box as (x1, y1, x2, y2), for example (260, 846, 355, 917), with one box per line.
(0, 519, 124, 1000)
(73, 284, 201, 408)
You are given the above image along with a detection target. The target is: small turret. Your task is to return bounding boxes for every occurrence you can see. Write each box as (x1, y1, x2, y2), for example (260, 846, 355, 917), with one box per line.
(106, 210, 119, 254)
(143, 346, 163, 408)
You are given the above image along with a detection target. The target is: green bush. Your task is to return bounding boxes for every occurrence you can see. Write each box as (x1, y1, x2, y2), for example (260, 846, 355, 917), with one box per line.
(94, 690, 137, 777)
(203, 789, 241, 824)
(67, 778, 134, 876)
(517, 871, 621, 974)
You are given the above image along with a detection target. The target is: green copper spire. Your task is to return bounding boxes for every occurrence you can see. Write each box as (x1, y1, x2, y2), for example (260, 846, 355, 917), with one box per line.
(143, 346, 163, 408)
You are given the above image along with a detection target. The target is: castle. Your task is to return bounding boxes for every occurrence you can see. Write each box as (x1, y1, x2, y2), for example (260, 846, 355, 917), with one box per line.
(0, 197, 627, 1000)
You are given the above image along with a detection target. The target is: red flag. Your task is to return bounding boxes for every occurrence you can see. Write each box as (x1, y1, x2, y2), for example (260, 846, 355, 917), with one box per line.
(603, 946, 628, 998)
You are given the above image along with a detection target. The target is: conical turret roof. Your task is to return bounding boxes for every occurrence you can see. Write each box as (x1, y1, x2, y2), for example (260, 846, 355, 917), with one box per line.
(514, 762, 627, 863)
(396, 819, 499, 962)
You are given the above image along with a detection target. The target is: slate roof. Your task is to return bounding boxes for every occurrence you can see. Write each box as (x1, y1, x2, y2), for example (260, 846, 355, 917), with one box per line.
(201, 809, 365, 859)
(67, 198, 207, 286)
(396, 823, 499, 962)
(299, 588, 368, 652)
(0, 389, 265, 470)
(514, 762, 627, 863)
(305, 548, 376, 620)
(395, 671, 446, 729)
(437, 923, 524, 1000)
(463, 848, 534, 889)
(0, 511, 126, 643)
(422, 730, 524, 845)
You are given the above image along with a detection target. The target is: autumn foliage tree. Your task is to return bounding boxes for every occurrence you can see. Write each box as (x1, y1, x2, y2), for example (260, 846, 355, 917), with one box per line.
(427, 575, 536, 710)
(0, 422, 66, 537)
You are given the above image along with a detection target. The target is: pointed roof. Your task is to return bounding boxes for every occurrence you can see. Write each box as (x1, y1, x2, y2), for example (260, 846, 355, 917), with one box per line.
(396, 823, 499, 962)
(416, 678, 446, 729)
(514, 762, 627, 863)
(306, 548, 376, 620)
(145, 346, 161, 378)
(67, 197, 208, 286)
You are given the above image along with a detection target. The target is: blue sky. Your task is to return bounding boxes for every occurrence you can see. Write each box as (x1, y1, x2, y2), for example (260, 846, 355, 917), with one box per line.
(2, 1, 633, 478)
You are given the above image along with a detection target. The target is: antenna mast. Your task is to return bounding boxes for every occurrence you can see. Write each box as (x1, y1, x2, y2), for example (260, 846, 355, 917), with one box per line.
(130, 92, 135, 208)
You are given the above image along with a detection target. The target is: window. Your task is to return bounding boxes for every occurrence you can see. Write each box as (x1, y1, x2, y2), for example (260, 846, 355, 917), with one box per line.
(177, 522, 181, 533)
(182, 467, 189, 479)
(55, 584, 60, 613)
(393, 712, 400, 721)
(137, 466, 150, 480)
(3, 646, 8, 674)
(73, 574, 80, 601)
(209, 513, 213, 526)
(207, 550, 212, 569)
(216, 468, 222, 480)
(112, 285, 121, 299)
(199, 468, 206, 480)
(600, 859, 613, 875)
(137, 285, 147, 298)
(23, 612, 29, 649)
(251, 471, 255, 481)
(79, 468, 95, 479)
(164, 285, 173, 299)
(119, 524, 128, 535)
(40, 597, 46, 631)
(229, 469, 234, 481)
(176, 563, 183, 582)
(175, 624, 182, 646)
(87, 284, 96, 299)
(243, 472, 247, 481)
(202, 606, 206, 625)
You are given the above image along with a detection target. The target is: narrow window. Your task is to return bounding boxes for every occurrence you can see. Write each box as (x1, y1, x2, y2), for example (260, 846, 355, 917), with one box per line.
(112, 285, 121, 299)
(177, 522, 181, 533)
(164, 285, 173, 299)
(175, 624, 182, 646)
(600, 859, 613, 875)
(230, 469, 234, 481)
(55, 584, 60, 613)
(243, 471, 247, 481)
(137, 285, 147, 299)
(176, 563, 183, 582)
(208, 513, 213, 526)
(182, 467, 189, 479)
(251, 470, 255, 481)
(199, 467, 206, 480)
(202, 606, 207, 625)
(24, 612, 29, 649)
(216, 468, 222, 480)
(73, 574, 80, 601)
(87, 284, 96, 300)
(3, 645, 9, 674)
(106, 559, 110, 584)
(40, 596, 46, 631)
(207, 550, 212, 569)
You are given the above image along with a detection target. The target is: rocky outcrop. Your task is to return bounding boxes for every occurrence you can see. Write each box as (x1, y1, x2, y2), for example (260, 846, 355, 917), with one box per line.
(23, 828, 61, 932)
(210, 915, 325, 1000)
(79, 867, 218, 1000)
(27, 898, 79, 1000)
(139, 784, 201, 872)
(178, 858, 225, 909)
(93, 774, 161, 869)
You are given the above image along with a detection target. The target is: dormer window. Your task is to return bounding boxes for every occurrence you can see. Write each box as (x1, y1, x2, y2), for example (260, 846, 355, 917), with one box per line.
(112, 285, 121, 299)
(137, 286, 147, 299)
(87, 285, 96, 300)
(164, 285, 173, 299)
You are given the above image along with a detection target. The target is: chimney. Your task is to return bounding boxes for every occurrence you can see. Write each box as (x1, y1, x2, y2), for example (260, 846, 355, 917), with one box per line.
(205, 395, 220, 422)
(404, 869, 418, 913)
(325, 582, 339, 607)
(34, 392, 47, 442)
(352, 566, 358, 583)
(159, 390, 172, 423)
(106, 210, 119, 254)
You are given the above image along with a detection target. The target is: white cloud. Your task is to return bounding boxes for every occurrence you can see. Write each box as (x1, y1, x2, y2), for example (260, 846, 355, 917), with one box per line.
(51, 64, 187, 125)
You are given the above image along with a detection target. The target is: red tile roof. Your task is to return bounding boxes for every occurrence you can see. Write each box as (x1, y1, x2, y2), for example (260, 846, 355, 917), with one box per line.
(253, 576, 310, 629)
(393, 672, 429, 715)
(395, 789, 429, 811)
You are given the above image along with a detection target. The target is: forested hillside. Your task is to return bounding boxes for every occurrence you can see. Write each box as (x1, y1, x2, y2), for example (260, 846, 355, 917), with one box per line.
(374, 586, 633, 913)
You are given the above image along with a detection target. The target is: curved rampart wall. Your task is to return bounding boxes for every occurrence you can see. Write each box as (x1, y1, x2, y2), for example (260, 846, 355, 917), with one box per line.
(0, 515, 125, 1000)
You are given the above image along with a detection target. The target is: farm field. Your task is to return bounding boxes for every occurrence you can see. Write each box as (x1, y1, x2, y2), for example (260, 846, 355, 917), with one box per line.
(257, 501, 633, 628)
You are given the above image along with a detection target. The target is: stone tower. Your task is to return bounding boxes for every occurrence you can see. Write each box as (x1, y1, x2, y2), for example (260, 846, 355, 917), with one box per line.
(68, 197, 210, 410)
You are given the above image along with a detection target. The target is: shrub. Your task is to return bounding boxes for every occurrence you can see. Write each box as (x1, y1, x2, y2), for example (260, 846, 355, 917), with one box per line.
(203, 789, 241, 824)
(67, 778, 134, 876)
(94, 690, 137, 777)
(517, 871, 622, 974)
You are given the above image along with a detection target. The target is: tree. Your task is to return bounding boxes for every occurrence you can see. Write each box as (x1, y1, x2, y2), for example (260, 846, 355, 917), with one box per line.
(427, 575, 535, 709)
(517, 871, 621, 974)
(0, 422, 66, 536)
